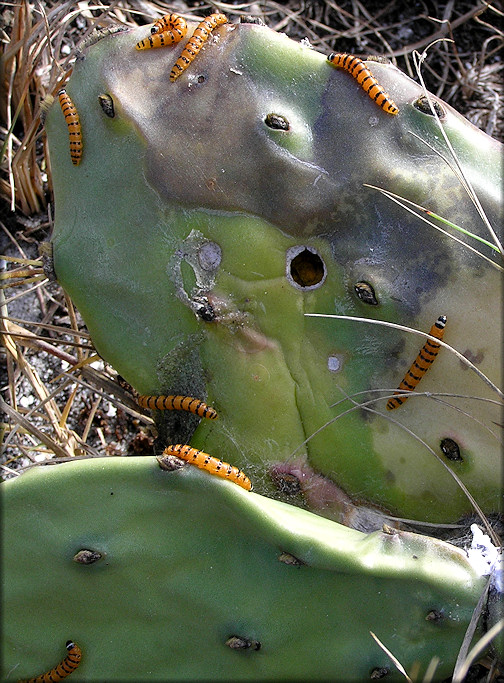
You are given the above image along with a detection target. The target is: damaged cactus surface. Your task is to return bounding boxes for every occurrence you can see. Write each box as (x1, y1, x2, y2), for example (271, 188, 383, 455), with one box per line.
(1, 457, 489, 680)
(46, 18, 503, 526)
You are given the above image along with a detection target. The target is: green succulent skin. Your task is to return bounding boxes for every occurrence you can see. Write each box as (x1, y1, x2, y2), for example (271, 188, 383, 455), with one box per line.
(2, 457, 487, 681)
(46, 21, 502, 525)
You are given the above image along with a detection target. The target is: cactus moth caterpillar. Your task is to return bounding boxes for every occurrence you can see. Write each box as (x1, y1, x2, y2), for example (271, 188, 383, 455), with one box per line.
(136, 394, 218, 420)
(170, 14, 228, 82)
(58, 90, 83, 165)
(20, 640, 82, 683)
(327, 53, 399, 115)
(387, 315, 446, 410)
(163, 444, 252, 490)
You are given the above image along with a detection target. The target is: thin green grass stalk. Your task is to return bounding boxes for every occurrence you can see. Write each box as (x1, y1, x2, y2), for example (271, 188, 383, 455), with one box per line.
(363, 183, 501, 259)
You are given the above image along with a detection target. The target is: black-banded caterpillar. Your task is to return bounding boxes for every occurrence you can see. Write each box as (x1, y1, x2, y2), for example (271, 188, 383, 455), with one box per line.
(170, 13, 228, 82)
(19, 640, 82, 683)
(136, 394, 218, 420)
(163, 444, 252, 490)
(58, 90, 83, 165)
(136, 13, 187, 50)
(386, 315, 446, 410)
(327, 53, 399, 115)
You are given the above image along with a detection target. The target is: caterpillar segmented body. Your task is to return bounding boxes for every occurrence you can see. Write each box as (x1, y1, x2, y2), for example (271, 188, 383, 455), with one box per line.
(170, 13, 228, 82)
(137, 394, 218, 420)
(386, 315, 446, 410)
(58, 90, 83, 165)
(327, 53, 399, 115)
(136, 13, 187, 50)
(20, 640, 82, 683)
(164, 444, 252, 490)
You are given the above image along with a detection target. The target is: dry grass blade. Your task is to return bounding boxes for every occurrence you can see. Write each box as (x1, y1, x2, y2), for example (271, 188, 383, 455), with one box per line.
(455, 619, 504, 682)
(0, 314, 90, 338)
(1, 396, 73, 460)
(0, 273, 46, 288)
(2, 322, 80, 457)
(1, 376, 77, 453)
(4, 328, 94, 351)
(369, 631, 412, 682)
(4, 319, 94, 359)
(452, 575, 496, 683)
(0, 255, 43, 265)
(1, 240, 150, 473)
(422, 656, 440, 683)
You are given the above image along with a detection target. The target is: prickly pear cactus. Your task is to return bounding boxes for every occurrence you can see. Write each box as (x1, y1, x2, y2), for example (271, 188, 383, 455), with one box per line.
(45, 18, 502, 527)
(1, 457, 490, 680)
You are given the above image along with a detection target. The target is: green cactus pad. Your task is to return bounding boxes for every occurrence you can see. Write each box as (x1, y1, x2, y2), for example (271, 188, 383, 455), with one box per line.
(46, 19, 502, 524)
(2, 457, 488, 680)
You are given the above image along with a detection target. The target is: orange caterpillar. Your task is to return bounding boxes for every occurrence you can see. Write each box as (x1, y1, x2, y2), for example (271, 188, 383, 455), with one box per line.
(170, 13, 228, 82)
(327, 53, 399, 115)
(136, 13, 187, 50)
(387, 315, 446, 410)
(19, 640, 82, 683)
(58, 90, 83, 165)
(164, 444, 252, 491)
(137, 394, 218, 420)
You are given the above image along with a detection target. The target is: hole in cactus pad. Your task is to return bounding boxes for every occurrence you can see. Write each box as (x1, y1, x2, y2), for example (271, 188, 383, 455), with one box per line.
(193, 296, 216, 322)
(286, 246, 326, 290)
(425, 609, 444, 622)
